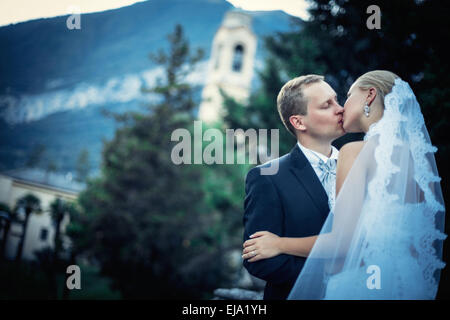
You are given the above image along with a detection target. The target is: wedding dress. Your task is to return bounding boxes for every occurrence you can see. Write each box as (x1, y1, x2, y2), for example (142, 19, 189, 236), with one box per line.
(288, 78, 447, 299)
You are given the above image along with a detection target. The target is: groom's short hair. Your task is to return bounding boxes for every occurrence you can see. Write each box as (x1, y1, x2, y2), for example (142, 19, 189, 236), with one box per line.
(277, 74, 324, 136)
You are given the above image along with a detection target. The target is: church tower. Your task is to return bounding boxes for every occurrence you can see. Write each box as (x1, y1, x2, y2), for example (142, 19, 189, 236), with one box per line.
(198, 10, 257, 123)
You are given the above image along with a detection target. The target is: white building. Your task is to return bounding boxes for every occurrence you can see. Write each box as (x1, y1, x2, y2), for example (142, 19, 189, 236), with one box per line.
(0, 168, 84, 261)
(198, 9, 257, 123)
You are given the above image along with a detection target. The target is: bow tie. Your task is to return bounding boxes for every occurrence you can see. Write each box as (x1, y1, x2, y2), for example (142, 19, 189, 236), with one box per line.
(317, 158, 337, 210)
(318, 158, 337, 178)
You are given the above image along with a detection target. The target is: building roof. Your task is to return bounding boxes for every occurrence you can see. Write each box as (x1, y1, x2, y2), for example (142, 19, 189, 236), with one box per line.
(0, 168, 86, 194)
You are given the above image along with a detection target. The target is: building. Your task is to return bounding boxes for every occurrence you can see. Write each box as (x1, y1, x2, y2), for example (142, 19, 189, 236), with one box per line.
(198, 9, 257, 123)
(0, 168, 84, 261)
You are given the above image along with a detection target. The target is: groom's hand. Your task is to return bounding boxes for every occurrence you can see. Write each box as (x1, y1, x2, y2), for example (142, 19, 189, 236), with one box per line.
(242, 231, 282, 262)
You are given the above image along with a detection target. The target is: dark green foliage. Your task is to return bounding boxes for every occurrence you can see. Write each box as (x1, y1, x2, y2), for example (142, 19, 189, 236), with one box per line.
(0, 260, 54, 299)
(69, 25, 233, 299)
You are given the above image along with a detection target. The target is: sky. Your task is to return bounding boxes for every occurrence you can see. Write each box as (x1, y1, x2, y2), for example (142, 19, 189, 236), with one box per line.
(226, 0, 309, 20)
(0, 0, 147, 27)
(0, 0, 309, 27)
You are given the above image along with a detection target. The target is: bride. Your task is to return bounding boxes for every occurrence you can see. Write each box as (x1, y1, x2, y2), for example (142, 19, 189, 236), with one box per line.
(242, 70, 447, 299)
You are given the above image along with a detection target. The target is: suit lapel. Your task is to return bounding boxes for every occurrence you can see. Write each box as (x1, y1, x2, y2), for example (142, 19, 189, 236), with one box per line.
(288, 145, 330, 215)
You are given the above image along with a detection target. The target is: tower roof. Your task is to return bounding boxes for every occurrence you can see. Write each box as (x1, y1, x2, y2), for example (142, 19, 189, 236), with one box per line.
(222, 9, 252, 30)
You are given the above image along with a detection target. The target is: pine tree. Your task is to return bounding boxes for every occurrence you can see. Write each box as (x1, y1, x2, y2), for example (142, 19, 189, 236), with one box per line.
(71, 25, 232, 299)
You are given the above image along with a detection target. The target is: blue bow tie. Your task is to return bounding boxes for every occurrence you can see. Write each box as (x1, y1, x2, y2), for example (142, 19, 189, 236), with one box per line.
(318, 159, 337, 181)
(317, 159, 337, 210)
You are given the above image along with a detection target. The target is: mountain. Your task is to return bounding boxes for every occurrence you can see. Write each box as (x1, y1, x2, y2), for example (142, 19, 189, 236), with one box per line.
(0, 0, 297, 176)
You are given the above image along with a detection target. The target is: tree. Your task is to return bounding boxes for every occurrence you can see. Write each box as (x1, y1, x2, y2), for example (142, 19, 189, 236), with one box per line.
(70, 24, 234, 299)
(13, 194, 42, 262)
(75, 148, 90, 182)
(46, 198, 79, 299)
(49, 198, 78, 263)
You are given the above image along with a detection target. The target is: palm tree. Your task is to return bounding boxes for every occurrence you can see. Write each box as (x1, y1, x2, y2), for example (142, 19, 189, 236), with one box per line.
(14, 194, 42, 262)
(49, 198, 79, 299)
(49, 198, 77, 263)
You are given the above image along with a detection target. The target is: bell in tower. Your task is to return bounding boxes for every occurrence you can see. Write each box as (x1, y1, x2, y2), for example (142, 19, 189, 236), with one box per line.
(198, 9, 257, 123)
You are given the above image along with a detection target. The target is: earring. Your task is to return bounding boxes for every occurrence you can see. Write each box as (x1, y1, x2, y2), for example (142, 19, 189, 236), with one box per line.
(364, 103, 370, 117)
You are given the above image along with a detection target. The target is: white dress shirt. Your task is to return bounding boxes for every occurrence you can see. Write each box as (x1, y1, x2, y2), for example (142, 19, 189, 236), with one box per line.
(297, 142, 339, 210)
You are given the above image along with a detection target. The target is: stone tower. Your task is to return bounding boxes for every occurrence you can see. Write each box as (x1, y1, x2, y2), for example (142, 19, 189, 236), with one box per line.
(198, 10, 257, 123)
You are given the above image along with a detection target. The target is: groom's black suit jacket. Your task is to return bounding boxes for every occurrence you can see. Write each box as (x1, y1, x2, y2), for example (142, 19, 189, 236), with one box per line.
(243, 144, 331, 300)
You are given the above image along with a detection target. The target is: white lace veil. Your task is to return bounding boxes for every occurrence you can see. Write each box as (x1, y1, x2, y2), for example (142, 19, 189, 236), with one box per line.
(288, 78, 447, 299)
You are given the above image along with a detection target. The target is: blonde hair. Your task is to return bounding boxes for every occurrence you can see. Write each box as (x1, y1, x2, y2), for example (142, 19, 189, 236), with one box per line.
(277, 74, 324, 136)
(354, 70, 400, 107)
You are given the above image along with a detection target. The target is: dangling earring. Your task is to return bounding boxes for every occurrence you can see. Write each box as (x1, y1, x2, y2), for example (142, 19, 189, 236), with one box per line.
(364, 103, 370, 117)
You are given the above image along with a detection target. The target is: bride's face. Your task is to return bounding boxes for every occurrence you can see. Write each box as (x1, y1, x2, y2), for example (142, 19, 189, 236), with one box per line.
(343, 83, 367, 132)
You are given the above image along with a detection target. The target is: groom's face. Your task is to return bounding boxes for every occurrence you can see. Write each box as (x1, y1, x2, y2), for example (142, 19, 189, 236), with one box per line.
(301, 81, 345, 141)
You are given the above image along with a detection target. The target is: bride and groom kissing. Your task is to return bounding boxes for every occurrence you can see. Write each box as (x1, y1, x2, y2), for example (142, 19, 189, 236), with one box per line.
(242, 71, 447, 300)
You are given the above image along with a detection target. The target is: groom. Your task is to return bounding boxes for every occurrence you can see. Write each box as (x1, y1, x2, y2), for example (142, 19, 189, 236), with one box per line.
(242, 74, 345, 300)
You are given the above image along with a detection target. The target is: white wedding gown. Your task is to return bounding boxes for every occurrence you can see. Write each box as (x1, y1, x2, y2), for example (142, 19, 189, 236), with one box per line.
(288, 78, 447, 300)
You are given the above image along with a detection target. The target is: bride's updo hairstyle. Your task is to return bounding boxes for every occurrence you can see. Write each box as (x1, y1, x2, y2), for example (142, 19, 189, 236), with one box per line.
(354, 70, 399, 108)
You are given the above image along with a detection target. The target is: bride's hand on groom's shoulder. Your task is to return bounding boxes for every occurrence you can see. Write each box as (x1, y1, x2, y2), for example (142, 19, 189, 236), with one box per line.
(242, 231, 282, 262)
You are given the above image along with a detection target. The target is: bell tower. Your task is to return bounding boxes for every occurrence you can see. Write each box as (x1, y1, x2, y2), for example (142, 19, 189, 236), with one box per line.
(198, 10, 257, 123)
